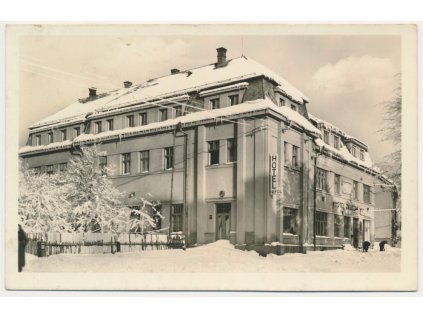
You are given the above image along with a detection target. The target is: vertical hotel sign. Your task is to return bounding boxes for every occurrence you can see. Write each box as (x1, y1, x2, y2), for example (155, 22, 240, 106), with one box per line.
(270, 154, 281, 195)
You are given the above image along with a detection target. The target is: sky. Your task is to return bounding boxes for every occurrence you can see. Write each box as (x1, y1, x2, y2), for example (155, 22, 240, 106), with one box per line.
(18, 33, 400, 164)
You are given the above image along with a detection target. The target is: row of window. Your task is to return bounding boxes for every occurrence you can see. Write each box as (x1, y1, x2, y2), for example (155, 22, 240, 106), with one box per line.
(33, 163, 67, 175)
(208, 139, 237, 165)
(284, 208, 356, 238)
(283, 142, 300, 168)
(34, 127, 81, 146)
(129, 203, 183, 233)
(279, 98, 298, 112)
(210, 94, 239, 109)
(322, 129, 365, 161)
(316, 168, 372, 203)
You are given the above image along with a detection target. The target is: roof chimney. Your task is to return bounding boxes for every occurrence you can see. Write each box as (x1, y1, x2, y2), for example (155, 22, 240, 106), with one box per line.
(124, 81, 132, 88)
(216, 47, 227, 67)
(88, 87, 97, 97)
(171, 68, 180, 75)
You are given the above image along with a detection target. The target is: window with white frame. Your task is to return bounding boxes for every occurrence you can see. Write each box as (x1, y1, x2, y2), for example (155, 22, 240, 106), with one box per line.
(363, 184, 371, 204)
(359, 149, 365, 161)
(99, 156, 107, 175)
(353, 181, 359, 200)
(95, 121, 102, 134)
(47, 132, 53, 144)
(139, 150, 149, 172)
(59, 163, 67, 172)
(107, 119, 114, 131)
(334, 135, 340, 149)
(334, 215, 343, 237)
(351, 145, 357, 157)
(35, 135, 41, 146)
(171, 204, 183, 232)
(335, 174, 341, 194)
(323, 130, 330, 144)
(228, 94, 239, 106)
(60, 129, 67, 142)
(122, 153, 131, 174)
(139, 112, 147, 125)
(126, 115, 135, 128)
(210, 98, 220, 110)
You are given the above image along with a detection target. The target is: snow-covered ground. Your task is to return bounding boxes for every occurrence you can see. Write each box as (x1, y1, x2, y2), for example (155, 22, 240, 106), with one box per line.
(24, 240, 400, 273)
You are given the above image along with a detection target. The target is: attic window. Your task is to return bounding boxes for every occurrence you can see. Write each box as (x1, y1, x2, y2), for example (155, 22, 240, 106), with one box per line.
(359, 149, 365, 161)
(210, 98, 220, 110)
(291, 104, 297, 111)
(35, 135, 41, 146)
(228, 94, 239, 106)
(279, 98, 286, 107)
(351, 145, 357, 157)
(334, 135, 340, 149)
(323, 130, 329, 144)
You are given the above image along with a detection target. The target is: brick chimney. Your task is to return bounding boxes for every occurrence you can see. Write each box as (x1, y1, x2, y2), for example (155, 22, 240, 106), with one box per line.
(124, 81, 132, 88)
(89, 87, 97, 97)
(171, 68, 180, 75)
(216, 47, 227, 67)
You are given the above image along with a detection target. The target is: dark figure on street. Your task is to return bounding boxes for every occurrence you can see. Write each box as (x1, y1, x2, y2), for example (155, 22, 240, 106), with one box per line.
(362, 241, 371, 252)
(18, 225, 27, 272)
(379, 240, 387, 252)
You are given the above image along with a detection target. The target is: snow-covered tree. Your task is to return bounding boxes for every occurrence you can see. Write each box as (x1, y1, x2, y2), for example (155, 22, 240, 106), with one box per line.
(18, 163, 72, 233)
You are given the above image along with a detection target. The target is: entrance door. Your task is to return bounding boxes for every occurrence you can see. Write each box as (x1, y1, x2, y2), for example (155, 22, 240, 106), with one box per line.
(216, 203, 231, 240)
(353, 218, 359, 248)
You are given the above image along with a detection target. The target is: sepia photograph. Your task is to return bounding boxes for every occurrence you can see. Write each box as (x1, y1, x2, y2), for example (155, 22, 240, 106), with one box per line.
(4, 24, 418, 291)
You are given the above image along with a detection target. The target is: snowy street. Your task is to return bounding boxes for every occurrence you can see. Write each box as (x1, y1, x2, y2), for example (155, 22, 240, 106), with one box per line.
(24, 240, 400, 273)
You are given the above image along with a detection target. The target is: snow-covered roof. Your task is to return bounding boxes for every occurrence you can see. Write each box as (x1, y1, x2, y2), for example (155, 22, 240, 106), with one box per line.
(20, 98, 320, 155)
(30, 56, 309, 129)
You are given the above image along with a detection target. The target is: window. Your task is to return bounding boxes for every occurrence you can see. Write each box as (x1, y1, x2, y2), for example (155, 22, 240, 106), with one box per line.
(315, 211, 328, 236)
(46, 132, 53, 144)
(279, 98, 286, 107)
(351, 145, 357, 157)
(99, 156, 107, 175)
(283, 207, 298, 235)
(227, 139, 237, 163)
(139, 112, 147, 125)
(334, 174, 341, 194)
(208, 140, 220, 165)
(228, 94, 239, 106)
(291, 104, 297, 111)
(353, 181, 359, 200)
(127, 115, 135, 127)
(359, 149, 365, 161)
(159, 109, 168, 121)
(216, 203, 231, 214)
(284, 142, 289, 165)
(139, 150, 149, 172)
(59, 163, 67, 172)
(95, 121, 102, 134)
(292, 145, 299, 168)
(344, 216, 351, 238)
(334, 215, 343, 237)
(122, 153, 131, 174)
(363, 184, 371, 204)
(334, 135, 340, 149)
(171, 204, 183, 233)
(210, 98, 220, 110)
(323, 130, 329, 144)
(74, 127, 81, 138)
(33, 167, 41, 175)
(46, 165, 54, 175)
(174, 106, 182, 118)
(164, 147, 174, 170)
(317, 168, 328, 191)
(60, 129, 67, 141)
(35, 135, 41, 146)
(107, 119, 114, 131)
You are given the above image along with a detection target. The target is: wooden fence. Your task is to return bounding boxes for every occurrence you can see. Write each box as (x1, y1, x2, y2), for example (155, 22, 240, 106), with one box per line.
(25, 232, 185, 257)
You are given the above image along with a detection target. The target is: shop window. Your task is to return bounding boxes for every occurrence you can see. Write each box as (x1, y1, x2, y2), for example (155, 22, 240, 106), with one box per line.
(317, 168, 328, 191)
(210, 98, 220, 110)
(283, 207, 298, 235)
(208, 140, 220, 165)
(164, 147, 174, 170)
(227, 139, 237, 163)
(315, 211, 328, 236)
(344, 216, 351, 238)
(122, 153, 131, 174)
(139, 150, 149, 172)
(171, 204, 183, 232)
(334, 215, 343, 237)
(107, 119, 114, 131)
(228, 94, 239, 106)
(139, 112, 147, 125)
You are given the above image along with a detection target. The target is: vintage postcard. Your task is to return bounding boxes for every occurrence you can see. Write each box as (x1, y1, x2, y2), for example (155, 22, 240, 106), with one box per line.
(5, 24, 418, 291)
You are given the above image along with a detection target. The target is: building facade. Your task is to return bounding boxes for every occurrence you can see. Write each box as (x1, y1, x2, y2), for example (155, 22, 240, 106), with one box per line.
(20, 48, 384, 254)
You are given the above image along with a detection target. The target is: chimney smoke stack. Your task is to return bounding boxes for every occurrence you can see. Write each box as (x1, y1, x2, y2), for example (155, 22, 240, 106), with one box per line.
(89, 87, 97, 97)
(216, 47, 227, 67)
(171, 68, 180, 75)
(124, 81, 132, 88)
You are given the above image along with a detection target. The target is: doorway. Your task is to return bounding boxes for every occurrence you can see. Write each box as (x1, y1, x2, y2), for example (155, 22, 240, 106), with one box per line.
(216, 203, 231, 240)
(353, 218, 359, 248)
(363, 220, 370, 242)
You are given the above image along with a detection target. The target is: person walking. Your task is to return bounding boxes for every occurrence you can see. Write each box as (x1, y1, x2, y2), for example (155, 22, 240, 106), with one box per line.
(18, 225, 27, 272)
